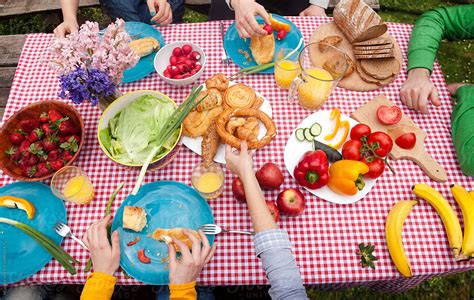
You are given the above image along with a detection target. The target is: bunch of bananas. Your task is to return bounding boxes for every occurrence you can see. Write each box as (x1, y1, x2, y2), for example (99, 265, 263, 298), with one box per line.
(385, 183, 474, 277)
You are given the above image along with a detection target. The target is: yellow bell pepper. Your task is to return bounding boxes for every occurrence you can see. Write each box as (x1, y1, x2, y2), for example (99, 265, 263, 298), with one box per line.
(328, 120, 350, 149)
(328, 160, 369, 196)
(325, 108, 341, 140)
(0, 196, 36, 219)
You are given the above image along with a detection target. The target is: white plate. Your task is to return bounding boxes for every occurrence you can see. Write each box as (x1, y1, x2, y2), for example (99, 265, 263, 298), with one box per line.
(284, 110, 377, 205)
(182, 82, 273, 164)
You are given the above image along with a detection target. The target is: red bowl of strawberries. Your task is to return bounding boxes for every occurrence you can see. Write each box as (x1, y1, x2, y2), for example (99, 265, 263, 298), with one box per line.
(0, 100, 84, 181)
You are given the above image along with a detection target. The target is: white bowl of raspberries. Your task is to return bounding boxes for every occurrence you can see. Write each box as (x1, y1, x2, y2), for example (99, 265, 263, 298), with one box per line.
(0, 100, 84, 181)
(154, 41, 206, 86)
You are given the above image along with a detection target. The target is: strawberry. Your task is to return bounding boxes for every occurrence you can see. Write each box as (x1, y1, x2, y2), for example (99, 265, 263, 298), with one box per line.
(29, 142, 44, 155)
(9, 133, 24, 146)
(39, 155, 47, 163)
(5, 147, 21, 162)
(22, 165, 38, 178)
(20, 153, 38, 167)
(43, 136, 59, 152)
(63, 150, 74, 162)
(42, 123, 57, 136)
(19, 140, 31, 154)
(20, 119, 40, 134)
(47, 149, 60, 162)
(50, 159, 64, 171)
(28, 128, 44, 143)
(59, 119, 79, 135)
(36, 162, 51, 177)
(60, 137, 79, 153)
(48, 110, 63, 123)
(66, 135, 80, 144)
(39, 112, 49, 123)
(57, 135, 66, 144)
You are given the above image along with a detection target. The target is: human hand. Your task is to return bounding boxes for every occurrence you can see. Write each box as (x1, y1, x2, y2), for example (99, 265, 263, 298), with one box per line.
(82, 215, 121, 275)
(168, 230, 217, 284)
(53, 19, 79, 38)
(232, 0, 270, 38)
(225, 141, 254, 180)
(400, 68, 440, 114)
(147, 0, 173, 25)
(299, 4, 327, 17)
(447, 83, 465, 96)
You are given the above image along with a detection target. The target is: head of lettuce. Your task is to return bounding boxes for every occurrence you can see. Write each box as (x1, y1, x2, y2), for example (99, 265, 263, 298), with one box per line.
(99, 94, 180, 165)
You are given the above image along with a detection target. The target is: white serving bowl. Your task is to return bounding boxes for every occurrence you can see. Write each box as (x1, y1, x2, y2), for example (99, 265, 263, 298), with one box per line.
(154, 41, 206, 86)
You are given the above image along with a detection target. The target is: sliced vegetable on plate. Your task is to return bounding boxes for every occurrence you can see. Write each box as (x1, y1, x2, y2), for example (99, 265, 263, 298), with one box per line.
(0, 196, 35, 219)
(376, 105, 402, 125)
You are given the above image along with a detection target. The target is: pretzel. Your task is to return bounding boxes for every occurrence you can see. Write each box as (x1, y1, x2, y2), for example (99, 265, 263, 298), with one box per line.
(216, 108, 276, 149)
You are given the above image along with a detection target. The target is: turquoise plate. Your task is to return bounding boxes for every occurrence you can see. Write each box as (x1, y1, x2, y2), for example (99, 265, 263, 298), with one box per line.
(122, 22, 166, 84)
(0, 182, 66, 284)
(223, 14, 303, 74)
(111, 181, 215, 285)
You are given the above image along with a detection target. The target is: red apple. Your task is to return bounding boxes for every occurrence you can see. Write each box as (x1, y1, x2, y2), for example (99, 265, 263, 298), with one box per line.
(256, 162, 284, 190)
(266, 201, 280, 222)
(277, 188, 305, 216)
(232, 177, 246, 203)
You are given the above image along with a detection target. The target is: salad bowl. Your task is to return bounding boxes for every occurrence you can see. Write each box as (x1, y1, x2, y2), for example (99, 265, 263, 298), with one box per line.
(97, 90, 182, 170)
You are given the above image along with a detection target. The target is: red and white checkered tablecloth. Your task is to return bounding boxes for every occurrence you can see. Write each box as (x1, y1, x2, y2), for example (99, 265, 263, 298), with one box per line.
(1, 17, 473, 293)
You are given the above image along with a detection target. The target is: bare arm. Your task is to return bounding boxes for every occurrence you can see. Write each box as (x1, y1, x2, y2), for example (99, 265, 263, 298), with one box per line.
(54, 0, 79, 37)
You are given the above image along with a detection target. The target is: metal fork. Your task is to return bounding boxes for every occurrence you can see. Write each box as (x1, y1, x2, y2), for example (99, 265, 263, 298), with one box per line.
(220, 21, 231, 66)
(199, 224, 254, 235)
(53, 221, 89, 251)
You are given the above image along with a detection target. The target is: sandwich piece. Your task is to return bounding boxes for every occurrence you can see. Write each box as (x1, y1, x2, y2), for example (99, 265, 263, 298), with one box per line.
(123, 206, 147, 232)
(129, 37, 161, 57)
(151, 228, 201, 251)
(250, 33, 275, 65)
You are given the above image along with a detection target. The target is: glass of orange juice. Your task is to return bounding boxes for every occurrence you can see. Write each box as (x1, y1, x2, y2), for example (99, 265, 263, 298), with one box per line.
(288, 42, 349, 110)
(274, 48, 301, 90)
(191, 162, 224, 200)
(51, 166, 94, 204)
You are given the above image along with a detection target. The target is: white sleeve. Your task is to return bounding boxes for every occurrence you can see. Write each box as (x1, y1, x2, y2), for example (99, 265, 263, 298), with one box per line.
(225, 0, 234, 11)
(309, 0, 329, 9)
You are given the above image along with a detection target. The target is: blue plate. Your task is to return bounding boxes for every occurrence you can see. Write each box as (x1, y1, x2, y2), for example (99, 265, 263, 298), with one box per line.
(111, 181, 215, 285)
(0, 182, 66, 284)
(224, 14, 303, 74)
(122, 22, 166, 84)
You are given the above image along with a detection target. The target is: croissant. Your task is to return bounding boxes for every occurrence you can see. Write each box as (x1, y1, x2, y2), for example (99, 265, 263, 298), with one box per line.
(205, 73, 229, 92)
(129, 37, 160, 57)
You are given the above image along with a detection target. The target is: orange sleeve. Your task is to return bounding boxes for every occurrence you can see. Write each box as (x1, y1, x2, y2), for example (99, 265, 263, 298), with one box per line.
(169, 281, 197, 300)
(80, 272, 117, 300)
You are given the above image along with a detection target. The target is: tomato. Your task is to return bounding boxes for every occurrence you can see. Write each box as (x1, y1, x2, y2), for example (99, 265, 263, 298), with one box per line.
(367, 131, 393, 157)
(350, 124, 372, 141)
(342, 139, 363, 160)
(376, 105, 402, 125)
(137, 249, 151, 264)
(395, 133, 416, 149)
(361, 157, 385, 179)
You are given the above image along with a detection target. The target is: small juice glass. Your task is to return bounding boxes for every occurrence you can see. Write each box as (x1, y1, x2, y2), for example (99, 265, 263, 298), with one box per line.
(274, 48, 301, 90)
(51, 166, 94, 204)
(191, 162, 224, 200)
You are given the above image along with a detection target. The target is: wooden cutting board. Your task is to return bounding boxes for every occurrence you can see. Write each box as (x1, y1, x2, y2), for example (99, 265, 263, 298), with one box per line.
(351, 95, 447, 182)
(310, 21, 403, 92)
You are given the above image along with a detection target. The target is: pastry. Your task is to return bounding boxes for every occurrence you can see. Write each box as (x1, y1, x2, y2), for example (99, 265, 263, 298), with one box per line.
(319, 35, 343, 52)
(235, 117, 259, 143)
(224, 84, 257, 109)
(129, 37, 160, 57)
(205, 73, 229, 92)
(201, 122, 220, 166)
(151, 228, 201, 251)
(250, 33, 275, 65)
(183, 106, 224, 138)
(196, 88, 223, 112)
(123, 206, 147, 232)
(251, 96, 264, 109)
(226, 117, 246, 135)
(216, 108, 276, 149)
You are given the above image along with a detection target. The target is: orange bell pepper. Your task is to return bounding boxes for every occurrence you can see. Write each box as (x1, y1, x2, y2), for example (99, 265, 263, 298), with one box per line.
(328, 160, 369, 196)
(0, 195, 36, 219)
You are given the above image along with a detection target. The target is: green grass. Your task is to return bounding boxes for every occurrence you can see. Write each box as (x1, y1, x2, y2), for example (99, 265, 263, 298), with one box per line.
(0, 1, 472, 297)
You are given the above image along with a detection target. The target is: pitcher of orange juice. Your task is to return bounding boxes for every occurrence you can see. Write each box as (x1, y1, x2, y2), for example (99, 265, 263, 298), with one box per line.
(288, 42, 349, 110)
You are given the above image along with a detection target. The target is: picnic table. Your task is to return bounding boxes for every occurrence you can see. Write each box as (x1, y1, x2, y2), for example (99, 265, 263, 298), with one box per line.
(0, 16, 473, 293)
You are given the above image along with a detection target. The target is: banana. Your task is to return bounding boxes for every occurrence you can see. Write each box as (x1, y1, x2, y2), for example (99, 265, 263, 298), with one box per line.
(385, 200, 417, 277)
(450, 184, 474, 260)
(412, 184, 463, 257)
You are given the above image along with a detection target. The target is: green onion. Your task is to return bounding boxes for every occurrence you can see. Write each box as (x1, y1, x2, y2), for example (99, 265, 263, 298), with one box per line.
(0, 217, 77, 274)
(131, 85, 207, 195)
(84, 182, 124, 272)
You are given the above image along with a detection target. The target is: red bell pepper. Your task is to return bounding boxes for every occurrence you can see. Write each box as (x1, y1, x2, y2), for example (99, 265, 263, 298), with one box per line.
(293, 150, 329, 189)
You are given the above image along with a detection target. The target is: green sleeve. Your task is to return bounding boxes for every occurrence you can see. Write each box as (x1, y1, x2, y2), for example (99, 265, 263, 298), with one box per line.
(407, 5, 474, 73)
(451, 85, 474, 177)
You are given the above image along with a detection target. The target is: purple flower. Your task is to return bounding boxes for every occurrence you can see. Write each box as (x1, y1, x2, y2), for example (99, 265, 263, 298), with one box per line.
(58, 67, 116, 106)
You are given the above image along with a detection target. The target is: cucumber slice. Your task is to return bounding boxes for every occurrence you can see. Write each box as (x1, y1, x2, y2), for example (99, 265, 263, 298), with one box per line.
(295, 128, 305, 141)
(304, 128, 314, 142)
(310, 123, 322, 137)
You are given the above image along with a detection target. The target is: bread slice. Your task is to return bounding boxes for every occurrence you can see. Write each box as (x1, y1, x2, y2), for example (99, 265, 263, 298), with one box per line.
(353, 48, 393, 55)
(356, 61, 395, 86)
(360, 58, 400, 80)
(355, 53, 395, 59)
(151, 228, 201, 251)
(354, 44, 393, 51)
(123, 206, 147, 232)
(250, 33, 275, 65)
(319, 35, 343, 52)
(353, 38, 391, 46)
